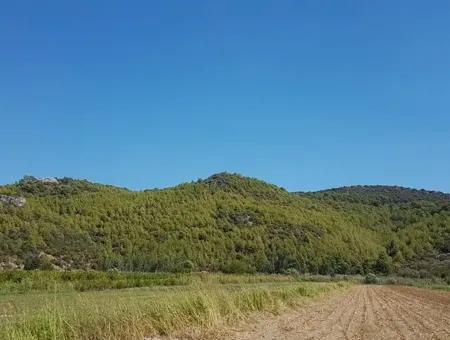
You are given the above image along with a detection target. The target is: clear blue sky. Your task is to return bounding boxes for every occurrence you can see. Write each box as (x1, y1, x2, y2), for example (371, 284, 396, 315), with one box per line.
(1, 1, 449, 192)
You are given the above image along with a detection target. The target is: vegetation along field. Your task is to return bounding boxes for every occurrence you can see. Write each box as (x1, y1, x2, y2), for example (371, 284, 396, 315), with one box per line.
(0, 174, 449, 339)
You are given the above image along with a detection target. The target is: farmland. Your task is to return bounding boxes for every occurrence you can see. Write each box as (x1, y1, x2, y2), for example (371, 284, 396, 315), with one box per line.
(1, 271, 449, 339)
(229, 285, 450, 340)
(0, 272, 347, 340)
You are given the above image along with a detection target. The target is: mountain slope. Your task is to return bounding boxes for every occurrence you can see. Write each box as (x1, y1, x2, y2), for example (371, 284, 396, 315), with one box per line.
(0, 174, 448, 278)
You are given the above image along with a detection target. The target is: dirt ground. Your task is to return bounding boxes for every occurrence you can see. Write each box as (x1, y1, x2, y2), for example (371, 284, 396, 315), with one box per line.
(226, 285, 450, 340)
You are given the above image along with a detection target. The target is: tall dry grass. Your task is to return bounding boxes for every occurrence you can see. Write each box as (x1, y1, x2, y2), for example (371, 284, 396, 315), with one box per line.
(0, 277, 348, 340)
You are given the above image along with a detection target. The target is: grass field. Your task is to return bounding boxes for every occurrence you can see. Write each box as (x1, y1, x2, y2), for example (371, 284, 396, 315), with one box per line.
(0, 272, 349, 340)
(0, 271, 447, 339)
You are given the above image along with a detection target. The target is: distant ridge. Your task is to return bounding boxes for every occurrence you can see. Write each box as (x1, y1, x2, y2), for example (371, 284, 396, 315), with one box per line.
(306, 185, 450, 205)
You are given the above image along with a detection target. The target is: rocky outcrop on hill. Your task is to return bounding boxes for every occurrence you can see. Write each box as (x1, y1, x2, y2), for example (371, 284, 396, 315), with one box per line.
(36, 177, 59, 184)
(0, 194, 26, 207)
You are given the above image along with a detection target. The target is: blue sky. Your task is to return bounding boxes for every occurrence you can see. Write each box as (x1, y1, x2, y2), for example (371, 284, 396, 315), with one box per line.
(1, 0, 449, 192)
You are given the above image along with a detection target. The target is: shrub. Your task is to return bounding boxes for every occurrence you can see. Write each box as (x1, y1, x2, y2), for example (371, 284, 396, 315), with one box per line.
(178, 260, 195, 273)
(385, 277, 397, 285)
(221, 260, 255, 274)
(374, 252, 392, 274)
(284, 268, 299, 276)
(24, 253, 54, 270)
(364, 273, 379, 284)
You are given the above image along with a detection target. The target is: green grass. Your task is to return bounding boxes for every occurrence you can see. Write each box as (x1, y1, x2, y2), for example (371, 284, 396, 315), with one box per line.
(0, 270, 308, 294)
(0, 272, 349, 340)
(0, 270, 192, 294)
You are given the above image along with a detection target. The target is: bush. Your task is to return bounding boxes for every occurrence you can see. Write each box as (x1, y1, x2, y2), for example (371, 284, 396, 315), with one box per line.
(24, 253, 54, 270)
(284, 268, 299, 276)
(221, 260, 255, 274)
(177, 260, 195, 273)
(364, 273, 379, 284)
(385, 277, 398, 285)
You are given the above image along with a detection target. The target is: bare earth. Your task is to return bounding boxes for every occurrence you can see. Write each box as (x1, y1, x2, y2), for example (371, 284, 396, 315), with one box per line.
(226, 285, 450, 340)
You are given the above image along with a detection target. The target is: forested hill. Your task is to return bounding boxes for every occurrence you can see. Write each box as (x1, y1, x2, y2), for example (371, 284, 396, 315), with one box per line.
(0, 173, 449, 278)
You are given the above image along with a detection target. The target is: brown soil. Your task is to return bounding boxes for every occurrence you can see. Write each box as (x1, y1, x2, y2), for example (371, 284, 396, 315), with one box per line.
(226, 285, 450, 340)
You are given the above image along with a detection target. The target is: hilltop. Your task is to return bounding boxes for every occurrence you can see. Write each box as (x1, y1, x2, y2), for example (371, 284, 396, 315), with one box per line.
(0, 173, 448, 278)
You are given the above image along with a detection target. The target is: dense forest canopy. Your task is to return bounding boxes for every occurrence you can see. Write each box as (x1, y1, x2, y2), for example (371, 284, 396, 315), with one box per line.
(0, 173, 449, 278)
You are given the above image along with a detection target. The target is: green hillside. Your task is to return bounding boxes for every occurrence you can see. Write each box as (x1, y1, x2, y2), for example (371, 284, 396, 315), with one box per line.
(0, 173, 448, 278)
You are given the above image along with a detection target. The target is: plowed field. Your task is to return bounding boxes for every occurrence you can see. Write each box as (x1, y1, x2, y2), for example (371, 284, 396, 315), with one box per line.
(228, 285, 450, 340)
